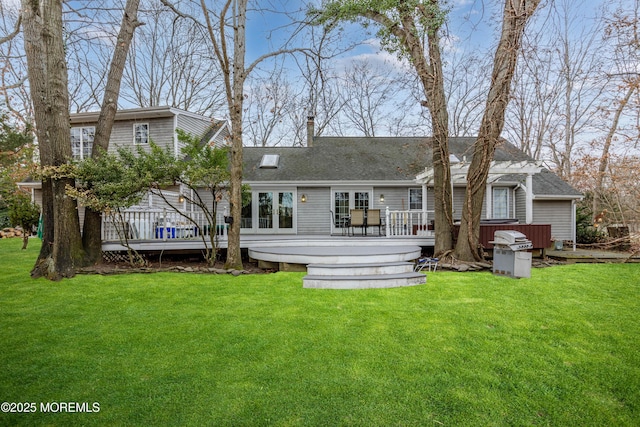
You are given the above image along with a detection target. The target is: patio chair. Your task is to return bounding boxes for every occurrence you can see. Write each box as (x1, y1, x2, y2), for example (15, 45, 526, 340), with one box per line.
(367, 209, 382, 236)
(330, 210, 349, 236)
(414, 257, 439, 272)
(349, 209, 365, 236)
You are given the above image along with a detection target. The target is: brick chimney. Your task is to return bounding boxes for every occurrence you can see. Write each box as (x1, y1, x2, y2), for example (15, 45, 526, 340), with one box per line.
(307, 116, 314, 147)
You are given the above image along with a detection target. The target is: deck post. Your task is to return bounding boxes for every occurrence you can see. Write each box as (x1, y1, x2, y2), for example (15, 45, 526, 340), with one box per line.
(526, 174, 533, 224)
(385, 206, 390, 238)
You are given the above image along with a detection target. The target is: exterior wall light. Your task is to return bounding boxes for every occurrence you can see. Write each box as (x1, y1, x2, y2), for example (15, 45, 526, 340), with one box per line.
(301, 194, 307, 203)
(178, 195, 185, 203)
(379, 194, 385, 203)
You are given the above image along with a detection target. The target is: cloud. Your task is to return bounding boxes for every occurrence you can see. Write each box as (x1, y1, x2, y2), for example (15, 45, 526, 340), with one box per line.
(335, 38, 412, 74)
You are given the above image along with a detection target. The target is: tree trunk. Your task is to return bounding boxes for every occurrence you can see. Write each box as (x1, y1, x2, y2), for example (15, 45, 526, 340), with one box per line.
(454, 0, 540, 262)
(23, 0, 85, 279)
(82, 0, 141, 265)
(424, 16, 453, 257)
(224, 0, 248, 270)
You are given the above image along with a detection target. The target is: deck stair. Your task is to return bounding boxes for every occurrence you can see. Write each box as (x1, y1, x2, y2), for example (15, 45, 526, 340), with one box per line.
(248, 243, 427, 289)
(303, 261, 426, 289)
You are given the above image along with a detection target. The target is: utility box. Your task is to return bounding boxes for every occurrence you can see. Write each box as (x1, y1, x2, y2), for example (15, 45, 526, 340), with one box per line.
(491, 230, 533, 279)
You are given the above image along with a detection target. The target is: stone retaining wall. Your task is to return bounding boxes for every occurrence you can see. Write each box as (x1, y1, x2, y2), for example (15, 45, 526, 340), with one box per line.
(0, 227, 25, 238)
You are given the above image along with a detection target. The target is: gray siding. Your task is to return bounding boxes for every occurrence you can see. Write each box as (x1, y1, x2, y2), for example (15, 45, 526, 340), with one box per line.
(298, 187, 331, 234)
(532, 200, 574, 240)
(176, 114, 215, 152)
(515, 187, 526, 222)
(176, 114, 212, 137)
(375, 187, 412, 211)
(107, 117, 175, 154)
(453, 187, 466, 221)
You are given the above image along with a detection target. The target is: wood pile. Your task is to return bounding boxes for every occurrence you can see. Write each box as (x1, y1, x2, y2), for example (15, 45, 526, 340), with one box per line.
(0, 227, 25, 238)
(577, 229, 639, 252)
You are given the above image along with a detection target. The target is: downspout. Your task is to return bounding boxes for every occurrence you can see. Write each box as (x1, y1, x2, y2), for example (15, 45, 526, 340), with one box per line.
(422, 183, 428, 224)
(486, 183, 492, 219)
(173, 114, 179, 157)
(572, 199, 577, 251)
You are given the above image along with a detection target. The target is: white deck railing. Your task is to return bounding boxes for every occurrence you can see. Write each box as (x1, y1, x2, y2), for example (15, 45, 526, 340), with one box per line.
(102, 208, 434, 242)
(385, 208, 435, 237)
(102, 208, 228, 242)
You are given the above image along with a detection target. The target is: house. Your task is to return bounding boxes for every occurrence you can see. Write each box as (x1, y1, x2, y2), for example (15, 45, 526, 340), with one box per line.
(19, 106, 230, 227)
(20, 108, 582, 254)
(237, 118, 582, 251)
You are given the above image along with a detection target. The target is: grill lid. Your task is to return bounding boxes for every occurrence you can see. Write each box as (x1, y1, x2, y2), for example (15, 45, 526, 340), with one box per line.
(493, 230, 528, 244)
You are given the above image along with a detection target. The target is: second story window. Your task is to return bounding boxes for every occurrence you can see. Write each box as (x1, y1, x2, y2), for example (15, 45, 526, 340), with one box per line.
(71, 126, 95, 160)
(134, 123, 149, 144)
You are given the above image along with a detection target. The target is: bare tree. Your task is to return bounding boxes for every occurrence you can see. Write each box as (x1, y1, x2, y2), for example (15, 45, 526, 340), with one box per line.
(338, 59, 405, 137)
(121, 1, 225, 114)
(82, 0, 142, 265)
(288, 23, 352, 144)
(505, 41, 564, 159)
(161, 0, 307, 268)
(1, 2, 31, 125)
(592, 0, 640, 221)
(502, 1, 607, 171)
(444, 49, 490, 137)
(244, 62, 295, 146)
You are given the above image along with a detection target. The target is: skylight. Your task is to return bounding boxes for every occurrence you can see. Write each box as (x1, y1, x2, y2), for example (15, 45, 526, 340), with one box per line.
(260, 154, 280, 168)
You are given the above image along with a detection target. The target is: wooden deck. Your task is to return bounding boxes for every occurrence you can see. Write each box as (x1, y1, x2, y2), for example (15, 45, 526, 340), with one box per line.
(101, 234, 435, 253)
(546, 248, 640, 263)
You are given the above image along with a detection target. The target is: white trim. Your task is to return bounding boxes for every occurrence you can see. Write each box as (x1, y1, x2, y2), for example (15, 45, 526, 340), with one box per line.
(486, 183, 493, 219)
(70, 106, 224, 125)
(173, 114, 179, 157)
(245, 180, 418, 187)
(207, 121, 231, 147)
(533, 195, 584, 200)
(525, 174, 533, 224)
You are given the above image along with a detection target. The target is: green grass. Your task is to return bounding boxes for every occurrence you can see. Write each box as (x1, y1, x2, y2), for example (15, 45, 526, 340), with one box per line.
(1, 238, 639, 426)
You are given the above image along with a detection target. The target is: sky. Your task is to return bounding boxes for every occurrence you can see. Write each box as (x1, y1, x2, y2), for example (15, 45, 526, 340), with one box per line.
(3, 0, 637, 155)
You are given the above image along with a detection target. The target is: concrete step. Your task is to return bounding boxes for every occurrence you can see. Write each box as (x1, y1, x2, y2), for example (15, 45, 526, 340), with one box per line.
(303, 272, 426, 289)
(306, 261, 415, 276)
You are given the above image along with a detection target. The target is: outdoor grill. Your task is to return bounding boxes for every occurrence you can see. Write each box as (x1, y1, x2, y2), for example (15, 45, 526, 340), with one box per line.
(490, 230, 533, 278)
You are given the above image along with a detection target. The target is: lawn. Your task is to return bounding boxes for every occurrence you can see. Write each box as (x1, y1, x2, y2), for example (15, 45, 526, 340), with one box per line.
(1, 239, 639, 426)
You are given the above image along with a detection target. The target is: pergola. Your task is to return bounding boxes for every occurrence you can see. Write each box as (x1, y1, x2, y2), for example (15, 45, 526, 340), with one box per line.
(415, 160, 545, 224)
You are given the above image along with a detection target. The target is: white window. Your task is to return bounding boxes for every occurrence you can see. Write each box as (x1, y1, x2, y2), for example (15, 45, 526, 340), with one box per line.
(71, 126, 95, 160)
(493, 187, 509, 219)
(134, 123, 149, 144)
(409, 188, 422, 210)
